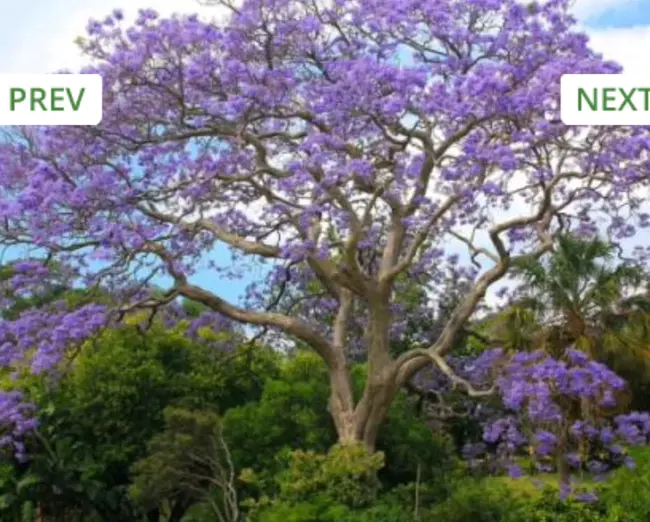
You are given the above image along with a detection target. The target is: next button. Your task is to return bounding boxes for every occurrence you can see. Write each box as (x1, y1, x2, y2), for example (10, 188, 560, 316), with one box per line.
(561, 74, 650, 126)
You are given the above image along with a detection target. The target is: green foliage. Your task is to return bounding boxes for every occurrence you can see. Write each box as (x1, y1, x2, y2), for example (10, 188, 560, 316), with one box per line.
(376, 392, 458, 489)
(427, 478, 523, 522)
(599, 446, 650, 521)
(225, 352, 458, 505)
(50, 325, 267, 474)
(336, 502, 418, 522)
(130, 408, 221, 513)
(247, 497, 417, 522)
(3, 323, 278, 521)
(247, 497, 351, 522)
(182, 298, 212, 318)
(247, 474, 634, 522)
(514, 235, 643, 312)
(516, 489, 607, 522)
(223, 351, 336, 488)
(427, 478, 609, 522)
(280, 444, 384, 507)
(247, 444, 387, 522)
(507, 234, 648, 357)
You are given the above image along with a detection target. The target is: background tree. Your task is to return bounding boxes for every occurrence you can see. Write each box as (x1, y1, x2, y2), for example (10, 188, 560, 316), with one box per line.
(130, 407, 239, 522)
(509, 235, 647, 357)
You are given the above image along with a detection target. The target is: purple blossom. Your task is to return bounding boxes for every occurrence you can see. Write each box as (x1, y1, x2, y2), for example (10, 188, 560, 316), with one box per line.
(507, 463, 524, 479)
(575, 491, 599, 504)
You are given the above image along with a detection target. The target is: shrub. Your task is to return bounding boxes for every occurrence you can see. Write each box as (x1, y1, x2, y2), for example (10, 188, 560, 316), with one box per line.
(246, 444, 388, 522)
(246, 493, 417, 522)
(427, 479, 523, 522)
(278, 444, 384, 508)
(517, 489, 606, 522)
(599, 446, 650, 521)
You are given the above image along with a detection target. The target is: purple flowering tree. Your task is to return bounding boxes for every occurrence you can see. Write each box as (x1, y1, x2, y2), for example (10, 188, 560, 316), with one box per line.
(455, 348, 650, 496)
(2, 0, 650, 450)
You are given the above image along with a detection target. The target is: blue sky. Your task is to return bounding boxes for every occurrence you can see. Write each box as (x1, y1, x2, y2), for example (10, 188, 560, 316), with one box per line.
(0, 0, 649, 302)
(584, 0, 650, 28)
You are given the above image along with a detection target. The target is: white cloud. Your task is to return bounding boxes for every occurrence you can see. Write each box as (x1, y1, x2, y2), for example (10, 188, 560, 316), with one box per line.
(0, 0, 226, 74)
(570, 0, 650, 74)
(584, 25, 650, 73)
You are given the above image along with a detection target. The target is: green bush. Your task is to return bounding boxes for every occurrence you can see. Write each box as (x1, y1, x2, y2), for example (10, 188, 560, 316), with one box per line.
(278, 444, 384, 507)
(599, 446, 650, 521)
(427, 478, 523, 522)
(245, 493, 417, 522)
(518, 489, 606, 522)
(427, 479, 610, 522)
(493, 447, 650, 522)
(376, 392, 459, 489)
(246, 444, 388, 521)
(337, 502, 419, 522)
(223, 351, 336, 489)
(247, 498, 351, 522)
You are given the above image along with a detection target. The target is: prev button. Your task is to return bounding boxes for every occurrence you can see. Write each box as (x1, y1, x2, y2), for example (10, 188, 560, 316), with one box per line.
(0, 74, 103, 126)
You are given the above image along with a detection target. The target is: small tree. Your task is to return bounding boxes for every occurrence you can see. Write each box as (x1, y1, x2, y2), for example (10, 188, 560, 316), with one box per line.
(131, 407, 239, 522)
(468, 348, 650, 496)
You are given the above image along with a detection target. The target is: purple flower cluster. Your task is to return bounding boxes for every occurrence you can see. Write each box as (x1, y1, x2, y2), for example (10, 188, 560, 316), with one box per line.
(0, 391, 37, 462)
(499, 349, 626, 420)
(614, 412, 650, 446)
(0, 303, 107, 374)
(0, 301, 107, 455)
(0, 0, 644, 319)
(463, 348, 650, 492)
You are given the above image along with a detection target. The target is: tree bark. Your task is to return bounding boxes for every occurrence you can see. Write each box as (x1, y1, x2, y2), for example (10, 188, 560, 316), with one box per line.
(328, 351, 397, 449)
(329, 367, 359, 444)
(329, 382, 396, 450)
(327, 294, 400, 449)
(557, 421, 571, 491)
(356, 372, 398, 449)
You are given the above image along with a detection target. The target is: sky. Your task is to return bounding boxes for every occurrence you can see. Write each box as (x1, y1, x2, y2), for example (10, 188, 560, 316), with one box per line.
(0, 0, 649, 302)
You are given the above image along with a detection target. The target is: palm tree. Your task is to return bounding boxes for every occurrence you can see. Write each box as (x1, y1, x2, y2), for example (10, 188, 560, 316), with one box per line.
(489, 235, 648, 357)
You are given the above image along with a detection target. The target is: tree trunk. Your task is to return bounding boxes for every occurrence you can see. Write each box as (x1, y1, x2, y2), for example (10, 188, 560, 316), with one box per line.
(356, 374, 398, 449)
(328, 357, 397, 450)
(328, 297, 399, 450)
(557, 422, 571, 493)
(329, 354, 359, 444)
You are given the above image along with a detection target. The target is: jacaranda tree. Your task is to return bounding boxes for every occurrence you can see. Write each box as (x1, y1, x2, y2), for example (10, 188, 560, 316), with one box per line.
(2, 0, 650, 453)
